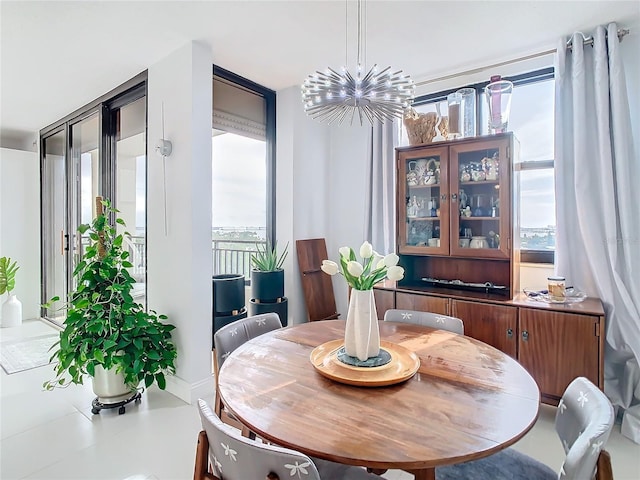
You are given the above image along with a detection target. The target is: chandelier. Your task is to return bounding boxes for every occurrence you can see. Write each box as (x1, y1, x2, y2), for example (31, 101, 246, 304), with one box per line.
(301, 0, 415, 125)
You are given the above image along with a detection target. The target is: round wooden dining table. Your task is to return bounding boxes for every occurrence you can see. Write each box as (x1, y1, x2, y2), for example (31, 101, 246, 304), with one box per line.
(217, 320, 540, 480)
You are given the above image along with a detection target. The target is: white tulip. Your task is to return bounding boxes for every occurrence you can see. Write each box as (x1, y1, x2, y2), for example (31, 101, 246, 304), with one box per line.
(376, 258, 386, 270)
(339, 246, 351, 259)
(347, 261, 364, 277)
(383, 253, 400, 267)
(359, 241, 373, 259)
(321, 260, 339, 275)
(387, 265, 404, 281)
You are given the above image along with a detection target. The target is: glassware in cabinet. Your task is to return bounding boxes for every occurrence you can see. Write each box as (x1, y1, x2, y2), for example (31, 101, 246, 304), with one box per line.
(398, 145, 449, 255)
(450, 138, 510, 259)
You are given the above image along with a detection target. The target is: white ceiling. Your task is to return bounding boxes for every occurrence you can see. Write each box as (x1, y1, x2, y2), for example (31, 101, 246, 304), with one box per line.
(1, 0, 638, 146)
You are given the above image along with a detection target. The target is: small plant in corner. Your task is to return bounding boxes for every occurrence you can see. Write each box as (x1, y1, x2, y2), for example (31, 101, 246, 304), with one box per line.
(0, 257, 19, 298)
(251, 240, 289, 272)
(43, 197, 177, 391)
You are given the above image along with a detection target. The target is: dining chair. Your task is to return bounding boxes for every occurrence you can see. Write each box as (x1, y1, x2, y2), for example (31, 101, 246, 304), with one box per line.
(436, 376, 615, 480)
(213, 312, 283, 433)
(195, 398, 382, 480)
(383, 309, 464, 335)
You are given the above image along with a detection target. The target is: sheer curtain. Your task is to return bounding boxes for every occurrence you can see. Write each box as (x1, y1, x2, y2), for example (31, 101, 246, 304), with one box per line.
(555, 23, 640, 443)
(364, 120, 398, 255)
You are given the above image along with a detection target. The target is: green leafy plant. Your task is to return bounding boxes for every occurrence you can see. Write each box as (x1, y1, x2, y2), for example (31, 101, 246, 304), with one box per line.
(0, 257, 19, 297)
(44, 198, 177, 391)
(251, 240, 289, 272)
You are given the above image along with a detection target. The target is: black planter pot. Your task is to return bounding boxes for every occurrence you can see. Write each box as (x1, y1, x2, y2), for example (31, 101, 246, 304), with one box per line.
(249, 298, 288, 327)
(212, 274, 245, 315)
(251, 269, 284, 304)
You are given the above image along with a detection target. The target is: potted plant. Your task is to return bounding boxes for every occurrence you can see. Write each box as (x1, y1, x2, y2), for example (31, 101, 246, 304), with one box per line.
(249, 240, 289, 325)
(44, 197, 177, 414)
(0, 256, 22, 327)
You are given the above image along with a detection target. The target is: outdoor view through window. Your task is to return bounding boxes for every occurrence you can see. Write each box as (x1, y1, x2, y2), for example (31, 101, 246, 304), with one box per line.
(212, 131, 267, 280)
(404, 76, 556, 257)
(505, 79, 555, 254)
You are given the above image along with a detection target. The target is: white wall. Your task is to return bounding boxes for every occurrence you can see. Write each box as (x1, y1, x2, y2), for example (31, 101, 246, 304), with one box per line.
(276, 86, 331, 324)
(275, 88, 372, 322)
(0, 148, 40, 321)
(327, 124, 369, 317)
(147, 41, 213, 403)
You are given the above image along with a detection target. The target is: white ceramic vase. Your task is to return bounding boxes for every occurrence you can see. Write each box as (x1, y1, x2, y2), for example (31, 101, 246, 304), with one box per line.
(344, 289, 380, 361)
(1, 294, 22, 328)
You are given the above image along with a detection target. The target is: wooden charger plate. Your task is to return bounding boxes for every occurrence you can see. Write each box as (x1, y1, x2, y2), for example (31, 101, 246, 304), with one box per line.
(310, 339, 420, 387)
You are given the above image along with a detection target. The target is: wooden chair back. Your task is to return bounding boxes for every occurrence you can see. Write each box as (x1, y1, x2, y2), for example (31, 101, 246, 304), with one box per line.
(296, 238, 340, 321)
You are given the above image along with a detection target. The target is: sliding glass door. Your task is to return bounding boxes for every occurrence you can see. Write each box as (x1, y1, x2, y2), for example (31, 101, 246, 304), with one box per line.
(41, 130, 67, 321)
(41, 81, 147, 324)
(113, 95, 147, 305)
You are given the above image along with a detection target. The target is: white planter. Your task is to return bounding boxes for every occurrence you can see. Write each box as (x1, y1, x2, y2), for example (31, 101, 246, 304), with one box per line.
(92, 365, 136, 404)
(344, 289, 380, 361)
(1, 294, 22, 328)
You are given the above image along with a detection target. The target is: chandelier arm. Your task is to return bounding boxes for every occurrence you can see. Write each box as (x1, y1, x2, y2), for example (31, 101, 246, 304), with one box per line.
(300, 0, 414, 125)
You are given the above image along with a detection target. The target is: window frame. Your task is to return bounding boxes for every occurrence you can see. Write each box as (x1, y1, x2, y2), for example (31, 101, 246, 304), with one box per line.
(212, 65, 277, 247)
(411, 67, 555, 264)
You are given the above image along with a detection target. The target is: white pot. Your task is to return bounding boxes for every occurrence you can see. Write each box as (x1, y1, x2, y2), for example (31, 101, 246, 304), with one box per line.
(92, 365, 136, 404)
(1, 294, 22, 328)
(344, 289, 380, 361)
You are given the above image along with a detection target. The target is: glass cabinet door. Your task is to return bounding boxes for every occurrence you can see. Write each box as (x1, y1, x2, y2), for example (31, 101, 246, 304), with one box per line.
(449, 138, 511, 259)
(397, 145, 449, 255)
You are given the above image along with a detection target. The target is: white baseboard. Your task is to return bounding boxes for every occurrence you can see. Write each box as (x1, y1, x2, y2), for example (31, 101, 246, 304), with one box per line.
(164, 373, 215, 404)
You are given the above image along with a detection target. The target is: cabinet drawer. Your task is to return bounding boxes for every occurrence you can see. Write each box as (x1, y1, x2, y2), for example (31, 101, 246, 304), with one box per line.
(519, 308, 600, 400)
(396, 292, 449, 315)
(452, 299, 517, 358)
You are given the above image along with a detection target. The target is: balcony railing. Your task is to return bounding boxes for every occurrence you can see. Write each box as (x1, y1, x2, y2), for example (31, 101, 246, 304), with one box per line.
(213, 239, 265, 282)
(82, 235, 265, 284)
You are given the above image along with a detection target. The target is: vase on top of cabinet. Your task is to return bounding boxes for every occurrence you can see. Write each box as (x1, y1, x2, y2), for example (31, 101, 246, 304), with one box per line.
(396, 133, 520, 299)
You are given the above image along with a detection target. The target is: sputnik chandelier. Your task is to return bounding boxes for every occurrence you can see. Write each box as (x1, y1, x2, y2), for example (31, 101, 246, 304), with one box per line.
(301, 0, 415, 125)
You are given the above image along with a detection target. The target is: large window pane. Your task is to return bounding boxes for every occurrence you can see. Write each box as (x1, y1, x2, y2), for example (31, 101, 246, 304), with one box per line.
(212, 132, 266, 280)
(115, 96, 147, 305)
(481, 79, 554, 162)
(520, 168, 555, 251)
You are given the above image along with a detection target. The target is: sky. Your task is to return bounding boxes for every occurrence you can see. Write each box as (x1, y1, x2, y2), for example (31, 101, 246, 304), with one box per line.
(212, 133, 267, 230)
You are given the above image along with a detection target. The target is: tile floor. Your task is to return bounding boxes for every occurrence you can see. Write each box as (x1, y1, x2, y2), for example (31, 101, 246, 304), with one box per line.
(1, 318, 639, 479)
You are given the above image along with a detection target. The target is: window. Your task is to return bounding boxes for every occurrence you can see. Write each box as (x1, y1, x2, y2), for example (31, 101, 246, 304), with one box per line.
(403, 68, 555, 263)
(212, 66, 276, 281)
(40, 77, 148, 322)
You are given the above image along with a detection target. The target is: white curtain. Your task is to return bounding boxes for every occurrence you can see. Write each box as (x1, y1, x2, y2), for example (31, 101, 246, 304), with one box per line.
(364, 119, 397, 255)
(555, 23, 640, 443)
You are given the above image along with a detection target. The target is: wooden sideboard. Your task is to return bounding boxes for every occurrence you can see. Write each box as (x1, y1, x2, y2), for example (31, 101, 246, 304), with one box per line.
(373, 280, 605, 405)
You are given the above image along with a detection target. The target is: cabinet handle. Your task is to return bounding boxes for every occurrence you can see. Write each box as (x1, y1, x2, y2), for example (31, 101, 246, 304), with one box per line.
(522, 330, 529, 341)
(441, 194, 447, 200)
(451, 193, 458, 202)
(506, 328, 513, 339)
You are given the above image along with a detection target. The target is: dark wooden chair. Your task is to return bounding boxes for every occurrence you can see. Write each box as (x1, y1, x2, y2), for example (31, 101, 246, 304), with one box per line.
(296, 238, 340, 321)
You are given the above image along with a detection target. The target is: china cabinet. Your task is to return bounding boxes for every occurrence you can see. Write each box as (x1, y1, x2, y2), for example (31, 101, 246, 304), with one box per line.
(382, 133, 603, 405)
(396, 133, 519, 298)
